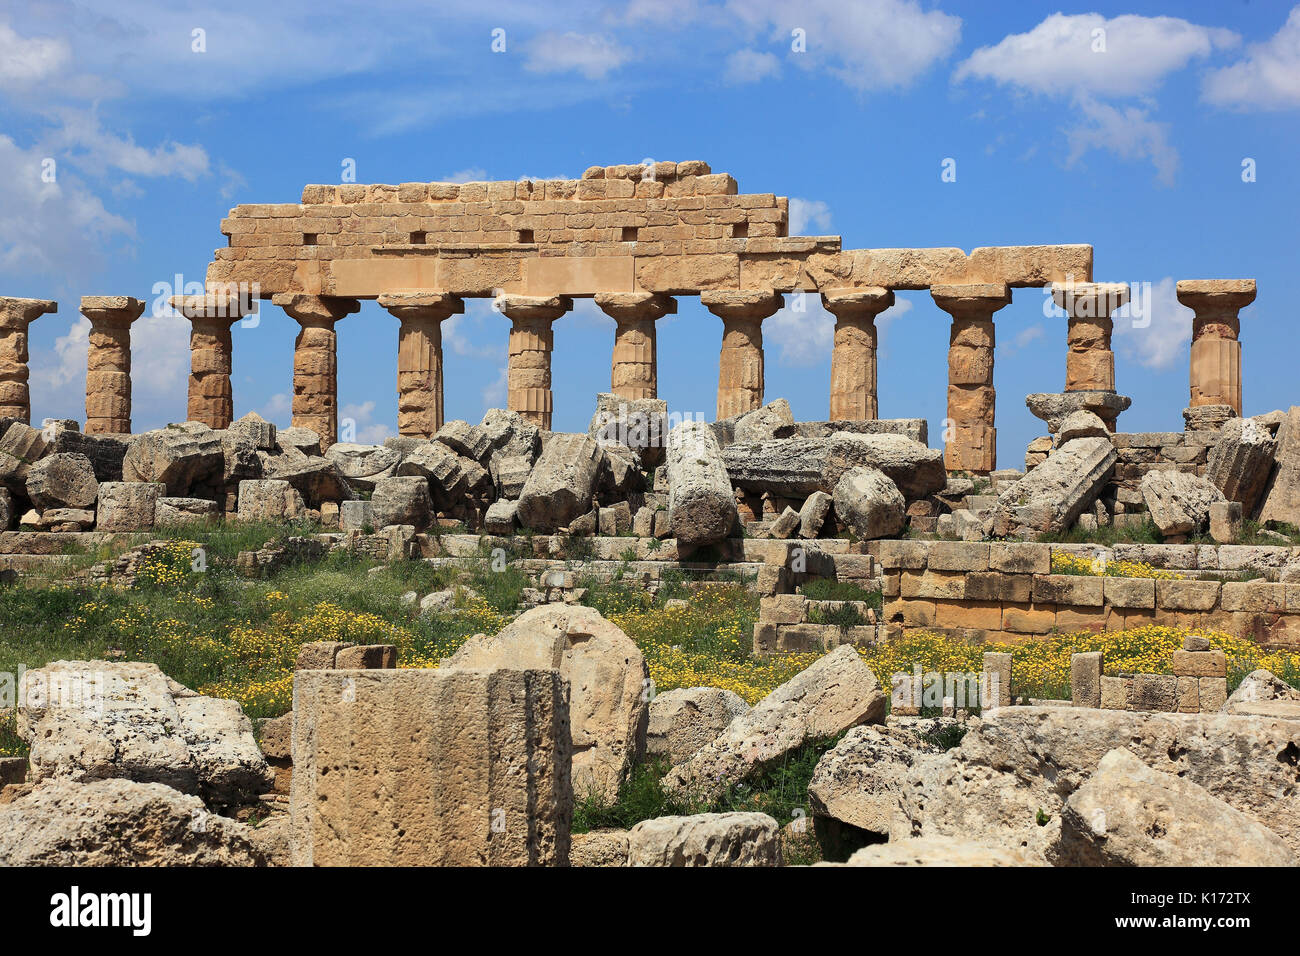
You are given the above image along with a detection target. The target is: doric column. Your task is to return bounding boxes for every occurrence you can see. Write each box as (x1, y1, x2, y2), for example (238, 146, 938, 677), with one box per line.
(273, 293, 361, 448)
(1177, 280, 1255, 415)
(378, 293, 464, 437)
(170, 290, 258, 429)
(1050, 282, 1129, 394)
(702, 290, 784, 419)
(594, 292, 676, 400)
(495, 294, 573, 429)
(822, 287, 894, 421)
(0, 297, 57, 423)
(931, 284, 1010, 474)
(80, 296, 145, 434)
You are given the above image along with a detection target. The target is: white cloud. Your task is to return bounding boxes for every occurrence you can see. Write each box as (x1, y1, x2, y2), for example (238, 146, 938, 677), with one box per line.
(767, 292, 913, 367)
(724, 49, 781, 85)
(525, 31, 631, 80)
(340, 400, 393, 445)
(46, 109, 209, 182)
(1203, 7, 1300, 110)
(1113, 277, 1189, 370)
(1064, 97, 1179, 187)
(442, 167, 488, 184)
(259, 392, 292, 424)
(789, 198, 832, 235)
(955, 13, 1236, 98)
(0, 22, 70, 88)
(482, 365, 508, 412)
(727, 0, 961, 91)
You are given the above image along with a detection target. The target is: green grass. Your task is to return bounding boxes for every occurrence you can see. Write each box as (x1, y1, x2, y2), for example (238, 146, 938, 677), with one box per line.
(1036, 517, 1163, 546)
(800, 578, 882, 610)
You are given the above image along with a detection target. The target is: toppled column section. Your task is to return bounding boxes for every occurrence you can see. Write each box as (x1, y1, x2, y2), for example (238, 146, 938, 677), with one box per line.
(703, 290, 783, 419)
(80, 296, 146, 434)
(273, 293, 361, 450)
(667, 419, 737, 547)
(822, 287, 892, 421)
(595, 292, 675, 400)
(291, 667, 571, 866)
(170, 290, 258, 429)
(378, 292, 465, 437)
(497, 294, 572, 429)
(1177, 279, 1255, 415)
(0, 297, 57, 423)
(931, 284, 1009, 474)
(516, 432, 603, 532)
(988, 436, 1117, 537)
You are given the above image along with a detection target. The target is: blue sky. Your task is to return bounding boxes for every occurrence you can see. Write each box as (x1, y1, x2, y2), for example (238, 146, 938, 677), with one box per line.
(2, 0, 1297, 466)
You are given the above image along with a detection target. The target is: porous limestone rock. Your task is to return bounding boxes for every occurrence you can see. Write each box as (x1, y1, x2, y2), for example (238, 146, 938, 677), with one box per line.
(121, 424, 225, 496)
(1206, 417, 1277, 515)
(0, 778, 266, 866)
(96, 481, 164, 531)
(626, 812, 781, 867)
(647, 687, 749, 765)
(1055, 410, 1108, 444)
(839, 837, 1043, 867)
(722, 433, 944, 499)
(798, 490, 833, 538)
(516, 432, 603, 533)
(988, 436, 1116, 537)
(808, 725, 932, 848)
(1055, 748, 1295, 867)
(1139, 470, 1225, 537)
(25, 452, 98, 511)
(324, 443, 401, 492)
(1258, 406, 1300, 526)
(832, 466, 905, 539)
(446, 604, 648, 801)
(368, 475, 432, 530)
(664, 646, 886, 799)
(237, 479, 306, 522)
(569, 829, 630, 867)
(666, 419, 736, 547)
(1222, 669, 1300, 714)
(434, 419, 492, 461)
(155, 496, 220, 525)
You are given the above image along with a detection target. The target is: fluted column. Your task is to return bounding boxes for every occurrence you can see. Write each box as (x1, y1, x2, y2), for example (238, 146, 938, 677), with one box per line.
(273, 293, 361, 449)
(496, 294, 572, 429)
(594, 292, 676, 400)
(1177, 280, 1255, 415)
(378, 293, 464, 437)
(0, 297, 57, 423)
(80, 296, 145, 434)
(170, 291, 258, 429)
(931, 284, 1010, 474)
(822, 287, 893, 421)
(702, 290, 784, 419)
(1050, 281, 1128, 394)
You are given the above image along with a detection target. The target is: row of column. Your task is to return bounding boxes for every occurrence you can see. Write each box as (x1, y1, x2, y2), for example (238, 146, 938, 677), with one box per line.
(0, 281, 1256, 463)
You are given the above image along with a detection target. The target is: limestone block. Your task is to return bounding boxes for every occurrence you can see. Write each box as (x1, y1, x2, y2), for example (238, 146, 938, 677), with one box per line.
(237, 479, 306, 522)
(290, 667, 571, 866)
(96, 481, 164, 531)
(1070, 652, 1103, 708)
(516, 432, 603, 532)
(832, 466, 905, 540)
(1140, 470, 1224, 537)
(647, 687, 750, 765)
(626, 812, 781, 867)
(369, 476, 432, 531)
(25, 452, 98, 511)
(666, 420, 736, 547)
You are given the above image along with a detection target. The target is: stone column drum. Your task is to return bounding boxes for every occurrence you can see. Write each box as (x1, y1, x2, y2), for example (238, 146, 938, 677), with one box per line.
(822, 287, 894, 421)
(378, 293, 465, 437)
(496, 294, 572, 430)
(702, 290, 784, 420)
(80, 296, 146, 434)
(1051, 281, 1129, 393)
(594, 292, 676, 400)
(170, 291, 258, 429)
(273, 293, 361, 449)
(1177, 279, 1255, 415)
(931, 284, 1010, 474)
(0, 297, 57, 423)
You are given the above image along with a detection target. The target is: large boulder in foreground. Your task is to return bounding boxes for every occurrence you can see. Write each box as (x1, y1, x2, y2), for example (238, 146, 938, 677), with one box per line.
(17, 661, 272, 807)
(368, 475, 432, 530)
(666, 420, 736, 547)
(663, 646, 886, 800)
(25, 452, 98, 511)
(908, 706, 1300, 860)
(1055, 748, 1294, 867)
(445, 604, 647, 801)
(832, 466, 905, 539)
(121, 424, 225, 496)
(1140, 469, 1224, 537)
(626, 812, 781, 867)
(516, 433, 604, 533)
(988, 436, 1116, 537)
(0, 778, 266, 866)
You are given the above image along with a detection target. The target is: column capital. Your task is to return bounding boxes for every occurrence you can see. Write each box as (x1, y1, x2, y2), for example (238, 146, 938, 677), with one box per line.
(594, 292, 676, 322)
(272, 293, 361, 325)
(1050, 281, 1129, 319)
(0, 297, 57, 330)
(930, 283, 1011, 318)
(1176, 279, 1256, 319)
(378, 292, 465, 322)
(169, 290, 258, 324)
(494, 294, 572, 322)
(79, 296, 145, 325)
(821, 286, 894, 319)
(701, 289, 783, 321)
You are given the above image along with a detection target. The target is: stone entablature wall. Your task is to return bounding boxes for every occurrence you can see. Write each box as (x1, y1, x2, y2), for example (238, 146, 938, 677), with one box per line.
(206, 162, 1092, 299)
(875, 539, 1300, 647)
